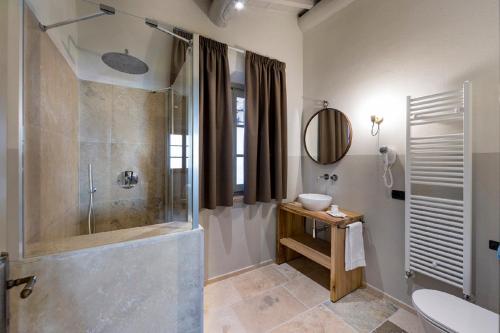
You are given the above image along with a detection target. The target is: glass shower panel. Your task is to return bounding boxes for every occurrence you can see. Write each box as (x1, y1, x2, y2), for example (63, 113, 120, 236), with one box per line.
(166, 49, 193, 222)
(22, 0, 194, 256)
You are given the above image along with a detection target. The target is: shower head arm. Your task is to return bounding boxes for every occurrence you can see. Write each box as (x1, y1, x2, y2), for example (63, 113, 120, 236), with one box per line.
(145, 18, 192, 45)
(39, 4, 115, 32)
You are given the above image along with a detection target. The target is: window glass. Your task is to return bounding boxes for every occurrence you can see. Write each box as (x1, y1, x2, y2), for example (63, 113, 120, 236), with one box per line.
(170, 157, 182, 169)
(236, 96, 245, 126)
(170, 134, 183, 146)
(169, 134, 184, 169)
(236, 127, 244, 155)
(236, 156, 244, 185)
(171, 146, 183, 158)
(233, 87, 245, 192)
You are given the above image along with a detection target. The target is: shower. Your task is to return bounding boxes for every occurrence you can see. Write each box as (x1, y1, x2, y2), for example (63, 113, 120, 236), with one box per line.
(87, 164, 96, 234)
(22, 0, 195, 250)
(101, 49, 149, 74)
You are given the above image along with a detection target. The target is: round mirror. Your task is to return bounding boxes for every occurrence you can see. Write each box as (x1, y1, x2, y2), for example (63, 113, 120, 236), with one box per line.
(304, 108, 352, 164)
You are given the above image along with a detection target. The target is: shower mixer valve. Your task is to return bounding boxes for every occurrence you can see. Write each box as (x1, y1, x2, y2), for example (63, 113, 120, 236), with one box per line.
(117, 171, 139, 189)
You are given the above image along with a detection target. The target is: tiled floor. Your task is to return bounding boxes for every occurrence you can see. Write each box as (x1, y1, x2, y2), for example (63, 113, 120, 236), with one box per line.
(204, 258, 425, 333)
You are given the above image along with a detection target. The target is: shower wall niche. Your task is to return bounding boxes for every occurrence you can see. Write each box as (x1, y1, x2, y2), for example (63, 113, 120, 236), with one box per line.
(22, 2, 194, 256)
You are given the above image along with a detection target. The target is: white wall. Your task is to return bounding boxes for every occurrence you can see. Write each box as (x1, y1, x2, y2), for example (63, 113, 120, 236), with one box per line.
(303, 0, 499, 311)
(9, 0, 303, 278)
(98, 0, 304, 279)
(26, 0, 174, 91)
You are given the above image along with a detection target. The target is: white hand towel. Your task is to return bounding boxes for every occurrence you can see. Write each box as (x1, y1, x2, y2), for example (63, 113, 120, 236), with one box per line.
(345, 221, 366, 271)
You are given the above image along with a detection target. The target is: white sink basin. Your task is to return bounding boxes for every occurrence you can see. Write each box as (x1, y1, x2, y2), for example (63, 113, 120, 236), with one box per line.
(298, 193, 332, 211)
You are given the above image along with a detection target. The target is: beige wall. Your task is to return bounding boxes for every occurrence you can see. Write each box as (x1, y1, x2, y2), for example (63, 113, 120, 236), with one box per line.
(303, 0, 499, 311)
(23, 6, 80, 246)
(97, 0, 304, 279)
(79, 81, 166, 233)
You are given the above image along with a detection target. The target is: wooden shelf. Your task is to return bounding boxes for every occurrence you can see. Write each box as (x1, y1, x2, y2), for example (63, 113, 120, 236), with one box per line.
(280, 234, 331, 269)
(280, 202, 363, 227)
(277, 202, 364, 302)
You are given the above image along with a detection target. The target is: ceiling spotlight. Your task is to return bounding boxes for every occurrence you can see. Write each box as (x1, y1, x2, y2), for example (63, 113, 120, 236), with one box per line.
(234, 1, 245, 10)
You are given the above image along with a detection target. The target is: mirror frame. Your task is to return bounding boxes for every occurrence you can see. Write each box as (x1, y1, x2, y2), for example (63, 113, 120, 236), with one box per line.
(303, 108, 353, 165)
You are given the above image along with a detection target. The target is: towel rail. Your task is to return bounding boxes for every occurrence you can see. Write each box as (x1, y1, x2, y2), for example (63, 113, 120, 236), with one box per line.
(410, 115, 463, 125)
(410, 133, 463, 140)
(409, 219, 462, 233)
(410, 241, 463, 262)
(410, 258, 463, 281)
(337, 220, 365, 229)
(410, 249, 463, 268)
(410, 95, 463, 107)
(410, 204, 463, 217)
(410, 265, 463, 288)
(409, 215, 463, 228)
(405, 82, 472, 297)
(410, 195, 463, 205)
(409, 100, 461, 112)
(409, 89, 460, 102)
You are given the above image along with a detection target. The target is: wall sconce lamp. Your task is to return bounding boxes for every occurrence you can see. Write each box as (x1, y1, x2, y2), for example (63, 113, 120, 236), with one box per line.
(370, 115, 384, 136)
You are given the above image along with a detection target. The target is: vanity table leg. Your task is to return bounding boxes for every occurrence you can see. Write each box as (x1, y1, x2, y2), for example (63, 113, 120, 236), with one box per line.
(276, 209, 306, 264)
(276, 208, 288, 264)
(330, 226, 363, 302)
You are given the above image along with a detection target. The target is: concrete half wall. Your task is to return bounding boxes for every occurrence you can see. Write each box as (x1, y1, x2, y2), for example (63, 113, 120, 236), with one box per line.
(9, 228, 204, 333)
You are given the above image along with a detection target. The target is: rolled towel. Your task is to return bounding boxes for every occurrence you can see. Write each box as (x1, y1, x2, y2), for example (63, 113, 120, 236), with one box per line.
(345, 221, 366, 271)
(327, 210, 347, 218)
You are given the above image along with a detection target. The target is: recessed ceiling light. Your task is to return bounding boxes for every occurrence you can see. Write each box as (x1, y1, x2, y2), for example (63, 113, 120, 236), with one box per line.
(234, 1, 245, 10)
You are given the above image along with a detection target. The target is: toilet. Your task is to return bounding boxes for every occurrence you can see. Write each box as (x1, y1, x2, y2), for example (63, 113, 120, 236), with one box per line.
(412, 289, 499, 333)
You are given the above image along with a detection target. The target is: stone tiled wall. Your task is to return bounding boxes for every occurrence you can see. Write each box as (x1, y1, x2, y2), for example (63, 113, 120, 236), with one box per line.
(79, 81, 166, 233)
(23, 7, 80, 245)
(24, 5, 168, 244)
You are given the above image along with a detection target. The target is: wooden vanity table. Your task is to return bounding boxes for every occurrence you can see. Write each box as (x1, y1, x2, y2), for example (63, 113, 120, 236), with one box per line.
(276, 202, 364, 302)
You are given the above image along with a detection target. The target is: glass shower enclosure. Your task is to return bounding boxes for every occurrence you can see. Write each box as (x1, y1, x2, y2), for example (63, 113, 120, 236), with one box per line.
(21, 0, 197, 257)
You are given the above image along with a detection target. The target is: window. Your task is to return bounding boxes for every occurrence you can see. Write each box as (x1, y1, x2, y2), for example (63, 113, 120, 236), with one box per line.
(170, 134, 184, 169)
(232, 85, 245, 194)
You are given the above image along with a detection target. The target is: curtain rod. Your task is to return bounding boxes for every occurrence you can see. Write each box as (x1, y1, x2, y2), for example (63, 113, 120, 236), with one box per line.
(228, 45, 283, 64)
(228, 45, 245, 54)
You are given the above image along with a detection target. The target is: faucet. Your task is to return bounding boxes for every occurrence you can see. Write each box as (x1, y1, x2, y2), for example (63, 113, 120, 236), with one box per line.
(317, 173, 338, 181)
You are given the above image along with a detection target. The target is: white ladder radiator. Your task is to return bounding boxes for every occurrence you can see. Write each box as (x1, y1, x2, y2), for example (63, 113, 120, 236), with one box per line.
(405, 82, 472, 297)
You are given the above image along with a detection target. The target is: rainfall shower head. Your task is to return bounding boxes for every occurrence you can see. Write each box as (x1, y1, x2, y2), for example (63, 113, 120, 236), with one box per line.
(101, 49, 149, 74)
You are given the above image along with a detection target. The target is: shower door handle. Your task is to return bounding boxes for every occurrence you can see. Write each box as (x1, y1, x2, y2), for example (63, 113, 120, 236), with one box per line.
(2, 252, 36, 300)
(6, 275, 37, 299)
(1, 253, 37, 333)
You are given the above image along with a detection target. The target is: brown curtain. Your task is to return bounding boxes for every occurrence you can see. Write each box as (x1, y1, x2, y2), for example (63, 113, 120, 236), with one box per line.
(199, 36, 233, 209)
(244, 52, 287, 204)
(169, 28, 193, 85)
(318, 109, 349, 163)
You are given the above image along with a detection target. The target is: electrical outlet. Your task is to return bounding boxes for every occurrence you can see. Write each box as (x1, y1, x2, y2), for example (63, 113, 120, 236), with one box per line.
(391, 190, 405, 200)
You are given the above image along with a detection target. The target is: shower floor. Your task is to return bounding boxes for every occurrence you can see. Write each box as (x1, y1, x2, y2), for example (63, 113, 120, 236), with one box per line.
(204, 258, 423, 333)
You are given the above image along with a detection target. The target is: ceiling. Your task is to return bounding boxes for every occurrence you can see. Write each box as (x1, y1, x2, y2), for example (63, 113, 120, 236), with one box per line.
(246, 0, 315, 14)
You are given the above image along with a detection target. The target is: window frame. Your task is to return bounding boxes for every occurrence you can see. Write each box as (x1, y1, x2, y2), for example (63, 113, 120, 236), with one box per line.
(232, 84, 245, 195)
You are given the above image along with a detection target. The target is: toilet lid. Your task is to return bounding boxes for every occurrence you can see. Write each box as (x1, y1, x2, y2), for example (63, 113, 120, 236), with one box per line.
(412, 289, 499, 333)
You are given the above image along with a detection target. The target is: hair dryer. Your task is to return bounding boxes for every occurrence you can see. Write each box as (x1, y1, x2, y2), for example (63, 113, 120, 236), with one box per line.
(379, 146, 397, 188)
